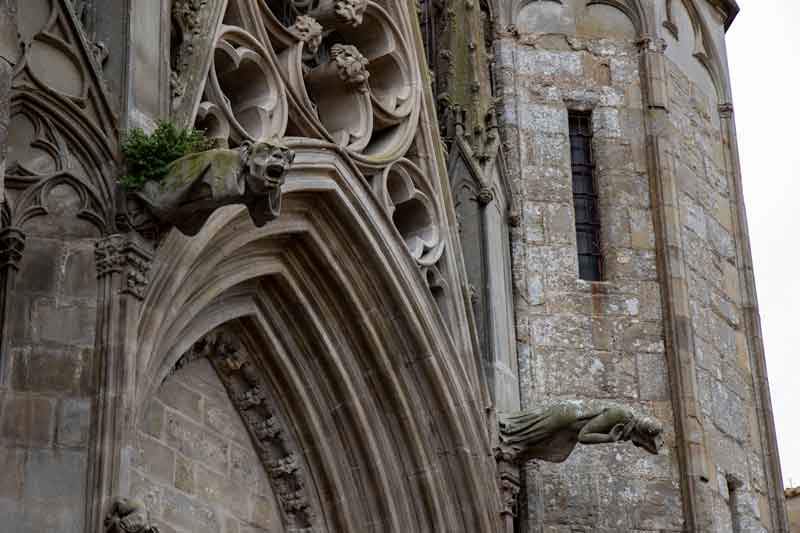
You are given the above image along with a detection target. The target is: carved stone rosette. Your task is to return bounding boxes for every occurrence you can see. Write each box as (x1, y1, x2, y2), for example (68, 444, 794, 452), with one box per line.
(180, 331, 317, 530)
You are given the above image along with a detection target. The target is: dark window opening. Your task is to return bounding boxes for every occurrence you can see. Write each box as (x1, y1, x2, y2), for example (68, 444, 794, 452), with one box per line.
(568, 110, 602, 281)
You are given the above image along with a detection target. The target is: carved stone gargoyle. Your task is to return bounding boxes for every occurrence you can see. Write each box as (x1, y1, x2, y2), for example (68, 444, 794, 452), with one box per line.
(135, 140, 295, 236)
(495, 399, 664, 464)
(104, 497, 160, 533)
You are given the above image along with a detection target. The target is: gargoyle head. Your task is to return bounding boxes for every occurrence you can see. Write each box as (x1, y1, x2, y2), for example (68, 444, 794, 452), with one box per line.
(104, 497, 159, 533)
(243, 140, 295, 192)
(630, 415, 664, 455)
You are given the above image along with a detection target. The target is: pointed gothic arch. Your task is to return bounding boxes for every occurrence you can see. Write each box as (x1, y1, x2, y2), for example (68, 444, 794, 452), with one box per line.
(126, 145, 502, 531)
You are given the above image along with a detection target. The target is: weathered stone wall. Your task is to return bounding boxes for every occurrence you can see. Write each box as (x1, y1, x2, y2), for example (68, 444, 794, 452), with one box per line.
(0, 185, 100, 533)
(496, 19, 681, 532)
(665, 50, 769, 533)
(129, 357, 283, 533)
(496, 0, 784, 531)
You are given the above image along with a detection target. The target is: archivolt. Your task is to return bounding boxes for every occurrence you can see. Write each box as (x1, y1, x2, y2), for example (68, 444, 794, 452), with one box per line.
(131, 144, 501, 532)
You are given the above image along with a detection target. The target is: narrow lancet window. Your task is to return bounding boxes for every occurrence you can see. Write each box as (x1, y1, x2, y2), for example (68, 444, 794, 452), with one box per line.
(568, 110, 602, 281)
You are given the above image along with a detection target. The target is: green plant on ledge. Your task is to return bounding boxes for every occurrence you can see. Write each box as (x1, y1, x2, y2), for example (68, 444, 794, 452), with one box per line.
(119, 121, 212, 190)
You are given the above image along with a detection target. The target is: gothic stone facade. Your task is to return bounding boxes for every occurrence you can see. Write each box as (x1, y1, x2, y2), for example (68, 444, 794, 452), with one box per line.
(0, 0, 788, 532)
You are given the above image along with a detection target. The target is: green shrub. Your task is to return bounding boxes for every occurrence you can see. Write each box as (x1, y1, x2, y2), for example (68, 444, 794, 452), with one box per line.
(119, 122, 211, 189)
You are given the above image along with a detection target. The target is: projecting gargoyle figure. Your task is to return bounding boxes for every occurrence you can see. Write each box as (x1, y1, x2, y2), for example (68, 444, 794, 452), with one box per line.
(103, 497, 159, 533)
(496, 399, 664, 464)
(136, 140, 295, 236)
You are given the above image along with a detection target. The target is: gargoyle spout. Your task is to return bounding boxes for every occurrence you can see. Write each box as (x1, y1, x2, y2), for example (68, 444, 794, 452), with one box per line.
(495, 399, 664, 464)
(135, 141, 295, 236)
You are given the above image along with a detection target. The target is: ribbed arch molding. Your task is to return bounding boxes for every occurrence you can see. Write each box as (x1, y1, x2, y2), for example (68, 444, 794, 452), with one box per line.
(131, 144, 501, 532)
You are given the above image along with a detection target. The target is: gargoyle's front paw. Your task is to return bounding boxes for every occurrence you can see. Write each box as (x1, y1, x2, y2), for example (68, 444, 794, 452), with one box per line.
(609, 423, 625, 441)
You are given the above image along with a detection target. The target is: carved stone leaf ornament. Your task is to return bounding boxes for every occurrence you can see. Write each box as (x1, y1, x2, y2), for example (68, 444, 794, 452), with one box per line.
(175, 331, 318, 530)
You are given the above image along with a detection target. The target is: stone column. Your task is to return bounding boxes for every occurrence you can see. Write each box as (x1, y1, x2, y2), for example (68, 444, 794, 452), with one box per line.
(87, 233, 153, 533)
(0, 0, 18, 205)
(717, 102, 790, 531)
(0, 226, 24, 379)
(638, 36, 714, 531)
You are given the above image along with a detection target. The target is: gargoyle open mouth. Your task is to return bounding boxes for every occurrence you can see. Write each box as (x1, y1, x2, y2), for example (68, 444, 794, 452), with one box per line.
(267, 161, 288, 179)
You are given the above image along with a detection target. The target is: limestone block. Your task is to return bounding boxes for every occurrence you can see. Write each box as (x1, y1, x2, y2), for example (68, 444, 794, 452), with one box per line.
(131, 434, 176, 484)
(56, 398, 90, 447)
(0, 392, 54, 447)
(158, 379, 203, 424)
(0, 445, 25, 500)
(62, 246, 97, 300)
(164, 410, 229, 475)
(11, 346, 93, 395)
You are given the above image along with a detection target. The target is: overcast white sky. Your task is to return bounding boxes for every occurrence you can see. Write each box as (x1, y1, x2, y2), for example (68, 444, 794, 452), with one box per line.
(727, 0, 800, 489)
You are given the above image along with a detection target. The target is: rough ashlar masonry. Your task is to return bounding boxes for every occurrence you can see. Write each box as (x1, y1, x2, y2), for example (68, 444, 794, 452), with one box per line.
(0, 184, 98, 533)
(666, 56, 769, 531)
(497, 31, 680, 531)
(494, 1, 782, 531)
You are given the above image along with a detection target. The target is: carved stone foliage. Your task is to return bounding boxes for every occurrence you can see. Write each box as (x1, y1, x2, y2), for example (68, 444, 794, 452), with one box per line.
(94, 234, 153, 300)
(8, 0, 116, 234)
(178, 331, 317, 530)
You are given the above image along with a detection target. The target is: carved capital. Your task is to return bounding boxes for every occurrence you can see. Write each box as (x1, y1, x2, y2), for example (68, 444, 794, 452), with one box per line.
(477, 186, 494, 205)
(499, 467, 521, 518)
(0, 227, 25, 271)
(636, 35, 667, 53)
(94, 235, 153, 300)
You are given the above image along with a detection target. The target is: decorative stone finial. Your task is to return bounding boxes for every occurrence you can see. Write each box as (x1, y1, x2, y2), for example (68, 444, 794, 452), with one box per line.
(330, 44, 370, 92)
(289, 16, 324, 55)
(495, 399, 664, 464)
(334, 0, 367, 27)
